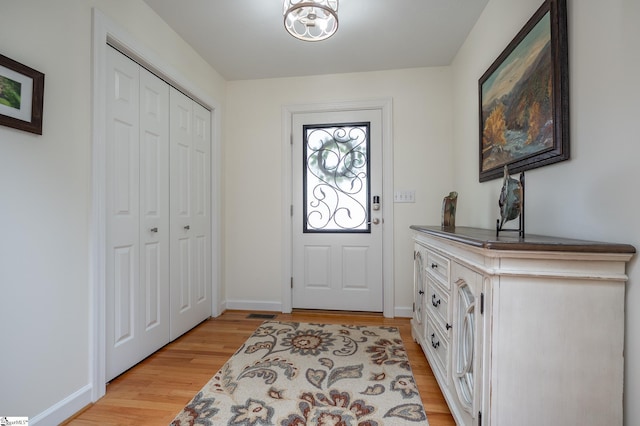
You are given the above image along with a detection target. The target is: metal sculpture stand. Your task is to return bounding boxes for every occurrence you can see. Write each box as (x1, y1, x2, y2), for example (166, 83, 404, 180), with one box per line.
(496, 172, 525, 238)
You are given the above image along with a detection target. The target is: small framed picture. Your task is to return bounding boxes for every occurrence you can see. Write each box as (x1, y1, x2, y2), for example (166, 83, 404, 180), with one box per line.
(0, 54, 45, 135)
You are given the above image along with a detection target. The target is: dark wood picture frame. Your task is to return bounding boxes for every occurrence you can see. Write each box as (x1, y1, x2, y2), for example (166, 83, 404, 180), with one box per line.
(0, 54, 45, 135)
(478, 0, 568, 182)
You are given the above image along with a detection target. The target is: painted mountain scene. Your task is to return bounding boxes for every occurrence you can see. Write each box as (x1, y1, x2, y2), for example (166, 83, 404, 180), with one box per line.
(481, 11, 553, 173)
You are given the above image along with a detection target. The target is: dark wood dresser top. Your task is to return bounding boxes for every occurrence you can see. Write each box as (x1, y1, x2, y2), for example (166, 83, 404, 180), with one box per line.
(410, 225, 636, 254)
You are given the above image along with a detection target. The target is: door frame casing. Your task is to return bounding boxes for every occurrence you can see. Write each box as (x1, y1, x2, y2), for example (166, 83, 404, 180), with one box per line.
(91, 8, 222, 401)
(282, 99, 394, 317)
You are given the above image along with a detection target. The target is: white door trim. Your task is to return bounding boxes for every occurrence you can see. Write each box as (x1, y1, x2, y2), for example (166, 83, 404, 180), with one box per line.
(91, 8, 222, 401)
(281, 99, 394, 317)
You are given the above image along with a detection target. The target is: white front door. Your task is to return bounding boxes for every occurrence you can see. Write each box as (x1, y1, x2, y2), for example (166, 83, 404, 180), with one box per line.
(292, 109, 383, 311)
(105, 47, 170, 381)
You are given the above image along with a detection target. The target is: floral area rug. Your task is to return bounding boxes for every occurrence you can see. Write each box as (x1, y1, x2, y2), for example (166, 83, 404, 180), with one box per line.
(171, 321, 429, 425)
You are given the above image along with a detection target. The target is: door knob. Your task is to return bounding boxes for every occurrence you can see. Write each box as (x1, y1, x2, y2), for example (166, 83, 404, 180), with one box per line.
(184, 225, 190, 230)
(371, 218, 380, 225)
(150, 227, 158, 233)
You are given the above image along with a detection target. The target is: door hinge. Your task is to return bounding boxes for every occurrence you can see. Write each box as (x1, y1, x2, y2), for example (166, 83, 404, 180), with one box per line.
(290, 205, 293, 216)
(478, 411, 482, 426)
(290, 277, 293, 289)
(413, 250, 416, 260)
(412, 302, 415, 313)
(290, 133, 293, 145)
(480, 292, 485, 315)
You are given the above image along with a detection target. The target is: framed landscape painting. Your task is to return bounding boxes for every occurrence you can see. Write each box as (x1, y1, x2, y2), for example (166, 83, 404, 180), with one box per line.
(0, 54, 45, 135)
(478, 0, 568, 182)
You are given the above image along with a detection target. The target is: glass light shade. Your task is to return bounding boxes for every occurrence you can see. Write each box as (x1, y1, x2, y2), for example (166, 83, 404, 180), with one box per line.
(283, 0, 339, 42)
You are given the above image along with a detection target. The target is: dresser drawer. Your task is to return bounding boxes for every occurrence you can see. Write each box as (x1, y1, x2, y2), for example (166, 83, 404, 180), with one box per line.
(426, 276, 450, 329)
(425, 316, 449, 381)
(426, 249, 450, 288)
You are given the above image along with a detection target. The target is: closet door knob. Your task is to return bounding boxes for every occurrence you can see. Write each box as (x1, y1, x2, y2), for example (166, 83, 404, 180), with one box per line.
(184, 225, 190, 230)
(150, 227, 158, 233)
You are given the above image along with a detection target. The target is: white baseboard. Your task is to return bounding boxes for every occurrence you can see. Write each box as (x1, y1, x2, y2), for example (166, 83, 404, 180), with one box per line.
(31, 384, 92, 426)
(394, 306, 413, 318)
(225, 299, 283, 312)
(215, 300, 227, 317)
(222, 300, 412, 318)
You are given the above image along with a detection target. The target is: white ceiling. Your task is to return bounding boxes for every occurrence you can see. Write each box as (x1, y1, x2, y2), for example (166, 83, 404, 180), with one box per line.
(142, 0, 489, 81)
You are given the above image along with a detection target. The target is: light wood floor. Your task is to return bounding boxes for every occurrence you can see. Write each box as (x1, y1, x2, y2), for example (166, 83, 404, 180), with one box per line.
(64, 310, 455, 425)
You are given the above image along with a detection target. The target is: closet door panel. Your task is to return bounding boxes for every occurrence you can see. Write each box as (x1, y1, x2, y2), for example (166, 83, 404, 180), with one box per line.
(108, 52, 139, 245)
(106, 47, 142, 380)
(170, 89, 193, 323)
(113, 246, 135, 345)
(176, 143, 191, 216)
(176, 236, 191, 311)
(143, 242, 161, 326)
(106, 47, 170, 381)
(139, 67, 170, 348)
(193, 102, 211, 305)
(169, 88, 211, 340)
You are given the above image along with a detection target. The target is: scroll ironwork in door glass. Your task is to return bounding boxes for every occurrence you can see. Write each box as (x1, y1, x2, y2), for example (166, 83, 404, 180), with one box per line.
(303, 122, 370, 233)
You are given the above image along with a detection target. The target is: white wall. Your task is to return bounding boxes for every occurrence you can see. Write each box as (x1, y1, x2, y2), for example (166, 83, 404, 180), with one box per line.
(0, 0, 225, 423)
(450, 0, 640, 424)
(224, 68, 454, 314)
(4, 0, 638, 423)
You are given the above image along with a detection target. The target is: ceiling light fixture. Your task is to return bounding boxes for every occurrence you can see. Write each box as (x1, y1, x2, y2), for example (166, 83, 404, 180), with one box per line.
(283, 0, 339, 42)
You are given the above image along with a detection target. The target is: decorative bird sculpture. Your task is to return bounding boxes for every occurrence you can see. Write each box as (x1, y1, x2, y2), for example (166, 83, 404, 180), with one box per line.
(498, 165, 522, 230)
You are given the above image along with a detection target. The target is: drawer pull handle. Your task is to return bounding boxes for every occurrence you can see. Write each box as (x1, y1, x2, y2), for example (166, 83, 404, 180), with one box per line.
(431, 263, 438, 268)
(431, 294, 441, 307)
(430, 333, 440, 349)
(446, 323, 453, 330)
(418, 290, 424, 295)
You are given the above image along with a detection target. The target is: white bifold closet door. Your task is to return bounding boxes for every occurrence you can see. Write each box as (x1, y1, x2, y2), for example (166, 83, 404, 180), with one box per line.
(105, 47, 211, 381)
(169, 87, 212, 340)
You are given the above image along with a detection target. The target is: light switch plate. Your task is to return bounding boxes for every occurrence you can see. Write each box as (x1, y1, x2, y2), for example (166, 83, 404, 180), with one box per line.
(394, 190, 415, 203)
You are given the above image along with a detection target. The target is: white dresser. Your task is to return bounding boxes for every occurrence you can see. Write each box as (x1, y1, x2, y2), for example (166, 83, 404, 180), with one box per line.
(410, 226, 635, 426)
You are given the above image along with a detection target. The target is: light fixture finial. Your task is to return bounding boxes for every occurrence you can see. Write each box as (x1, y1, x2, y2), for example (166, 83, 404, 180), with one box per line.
(283, 0, 339, 42)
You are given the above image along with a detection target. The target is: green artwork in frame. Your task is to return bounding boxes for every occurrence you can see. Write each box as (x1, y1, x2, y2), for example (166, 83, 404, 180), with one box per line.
(0, 75, 22, 109)
(0, 53, 45, 135)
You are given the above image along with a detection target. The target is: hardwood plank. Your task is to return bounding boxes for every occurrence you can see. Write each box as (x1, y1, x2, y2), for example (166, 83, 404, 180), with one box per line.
(64, 310, 454, 425)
